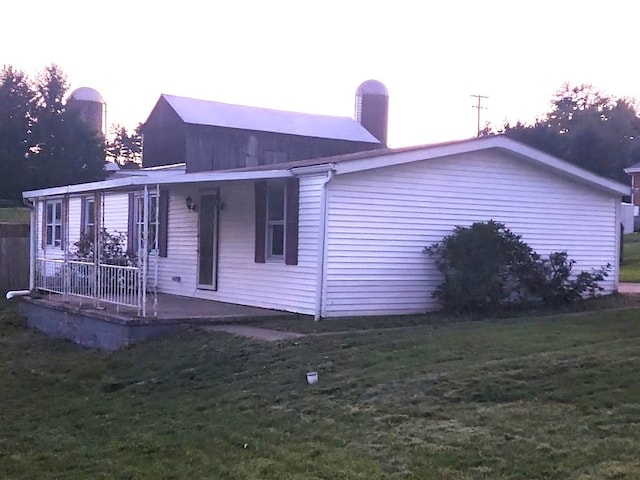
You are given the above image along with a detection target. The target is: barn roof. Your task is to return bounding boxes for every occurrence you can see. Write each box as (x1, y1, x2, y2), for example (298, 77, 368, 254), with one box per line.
(158, 94, 380, 144)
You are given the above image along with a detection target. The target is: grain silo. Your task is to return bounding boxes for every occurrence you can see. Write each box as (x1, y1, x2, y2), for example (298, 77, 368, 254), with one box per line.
(355, 80, 389, 146)
(67, 87, 106, 134)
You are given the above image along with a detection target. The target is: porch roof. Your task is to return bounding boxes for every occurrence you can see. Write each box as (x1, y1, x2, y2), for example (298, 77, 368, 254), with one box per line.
(22, 168, 293, 199)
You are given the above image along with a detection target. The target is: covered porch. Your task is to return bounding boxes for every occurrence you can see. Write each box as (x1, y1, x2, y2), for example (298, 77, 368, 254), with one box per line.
(24, 166, 302, 316)
(19, 165, 322, 348)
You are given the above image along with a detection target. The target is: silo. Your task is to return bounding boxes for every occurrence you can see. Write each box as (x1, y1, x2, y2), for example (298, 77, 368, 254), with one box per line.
(355, 80, 389, 146)
(67, 87, 105, 134)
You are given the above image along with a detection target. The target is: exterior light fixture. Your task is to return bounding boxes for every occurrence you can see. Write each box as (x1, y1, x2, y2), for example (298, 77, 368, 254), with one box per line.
(185, 195, 197, 212)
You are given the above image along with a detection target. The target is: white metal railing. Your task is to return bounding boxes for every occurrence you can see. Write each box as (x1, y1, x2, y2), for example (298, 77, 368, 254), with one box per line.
(35, 258, 65, 294)
(35, 258, 142, 311)
(96, 263, 140, 308)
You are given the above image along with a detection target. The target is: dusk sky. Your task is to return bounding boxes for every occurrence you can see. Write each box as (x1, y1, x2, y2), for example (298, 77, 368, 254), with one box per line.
(3, 0, 638, 147)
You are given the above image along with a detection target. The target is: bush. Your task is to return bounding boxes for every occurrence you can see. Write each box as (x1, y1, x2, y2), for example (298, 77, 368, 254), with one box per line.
(534, 251, 609, 305)
(73, 229, 135, 266)
(426, 221, 609, 314)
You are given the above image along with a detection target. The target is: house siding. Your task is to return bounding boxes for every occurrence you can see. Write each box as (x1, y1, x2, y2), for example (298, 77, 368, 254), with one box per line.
(154, 175, 324, 314)
(322, 149, 619, 317)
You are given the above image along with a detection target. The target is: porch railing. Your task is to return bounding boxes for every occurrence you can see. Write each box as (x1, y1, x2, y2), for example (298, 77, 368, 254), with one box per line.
(35, 258, 142, 312)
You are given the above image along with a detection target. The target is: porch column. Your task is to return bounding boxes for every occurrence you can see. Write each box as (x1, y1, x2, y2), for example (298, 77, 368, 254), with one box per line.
(140, 185, 149, 317)
(94, 191, 102, 308)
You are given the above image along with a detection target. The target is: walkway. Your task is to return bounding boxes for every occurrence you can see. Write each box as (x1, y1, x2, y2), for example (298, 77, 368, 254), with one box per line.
(618, 282, 640, 294)
(204, 324, 305, 342)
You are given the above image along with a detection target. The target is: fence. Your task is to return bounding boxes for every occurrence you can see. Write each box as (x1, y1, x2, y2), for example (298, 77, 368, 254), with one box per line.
(0, 223, 29, 295)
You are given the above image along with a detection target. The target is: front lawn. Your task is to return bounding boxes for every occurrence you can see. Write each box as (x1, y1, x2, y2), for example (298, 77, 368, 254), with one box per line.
(621, 233, 640, 282)
(1, 301, 639, 479)
(0, 207, 29, 223)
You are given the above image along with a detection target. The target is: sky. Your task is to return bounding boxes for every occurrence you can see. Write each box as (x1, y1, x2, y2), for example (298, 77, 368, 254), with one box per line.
(2, 0, 639, 147)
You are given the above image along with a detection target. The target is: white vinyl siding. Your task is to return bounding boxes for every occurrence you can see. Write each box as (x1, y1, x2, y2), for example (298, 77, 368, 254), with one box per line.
(154, 175, 324, 315)
(322, 149, 619, 317)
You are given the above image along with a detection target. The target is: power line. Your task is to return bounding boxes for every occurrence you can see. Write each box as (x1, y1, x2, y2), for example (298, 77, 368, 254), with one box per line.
(470, 94, 488, 136)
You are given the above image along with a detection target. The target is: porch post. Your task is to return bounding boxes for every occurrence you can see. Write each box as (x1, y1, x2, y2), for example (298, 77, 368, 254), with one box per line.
(94, 192, 102, 309)
(141, 185, 149, 317)
(62, 194, 69, 301)
(153, 183, 159, 317)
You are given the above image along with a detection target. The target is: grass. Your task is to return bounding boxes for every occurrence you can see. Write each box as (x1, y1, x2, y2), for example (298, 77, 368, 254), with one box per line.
(621, 233, 640, 282)
(0, 207, 29, 223)
(1, 301, 640, 478)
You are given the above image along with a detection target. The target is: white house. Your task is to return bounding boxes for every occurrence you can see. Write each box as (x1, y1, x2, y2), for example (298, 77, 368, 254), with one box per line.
(23, 135, 629, 319)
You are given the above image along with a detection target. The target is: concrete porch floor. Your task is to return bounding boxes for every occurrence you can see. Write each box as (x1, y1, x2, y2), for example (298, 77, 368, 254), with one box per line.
(27, 292, 296, 325)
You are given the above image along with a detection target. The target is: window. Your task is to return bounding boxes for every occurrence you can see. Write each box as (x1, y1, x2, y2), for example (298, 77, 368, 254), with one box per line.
(135, 192, 158, 252)
(127, 190, 168, 257)
(81, 196, 96, 240)
(255, 178, 299, 265)
(45, 199, 63, 247)
(267, 183, 285, 258)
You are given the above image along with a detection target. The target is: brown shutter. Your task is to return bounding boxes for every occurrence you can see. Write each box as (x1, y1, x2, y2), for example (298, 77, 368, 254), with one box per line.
(254, 181, 267, 263)
(80, 196, 86, 236)
(285, 177, 299, 266)
(127, 193, 135, 255)
(158, 189, 169, 257)
(61, 196, 69, 250)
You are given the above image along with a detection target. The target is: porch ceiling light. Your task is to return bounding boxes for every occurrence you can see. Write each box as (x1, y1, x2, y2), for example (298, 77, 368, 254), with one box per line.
(185, 195, 197, 212)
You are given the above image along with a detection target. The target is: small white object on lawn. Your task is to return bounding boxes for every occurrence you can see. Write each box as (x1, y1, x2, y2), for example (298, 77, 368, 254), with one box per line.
(307, 371, 318, 384)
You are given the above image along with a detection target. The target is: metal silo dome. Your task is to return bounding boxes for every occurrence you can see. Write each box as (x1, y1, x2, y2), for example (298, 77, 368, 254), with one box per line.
(67, 87, 106, 133)
(355, 79, 389, 97)
(68, 87, 105, 104)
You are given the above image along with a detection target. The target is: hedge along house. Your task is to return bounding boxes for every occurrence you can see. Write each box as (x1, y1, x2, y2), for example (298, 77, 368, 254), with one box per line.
(19, 82, 629, 344)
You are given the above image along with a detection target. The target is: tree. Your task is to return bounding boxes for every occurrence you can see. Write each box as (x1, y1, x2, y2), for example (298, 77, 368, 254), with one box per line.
(106, 123, 142, 168)
(0, 66, 35, 202)
(485, 84, 640, 183)
(0, 64, 107, 201)
(29, 65, 106, 189)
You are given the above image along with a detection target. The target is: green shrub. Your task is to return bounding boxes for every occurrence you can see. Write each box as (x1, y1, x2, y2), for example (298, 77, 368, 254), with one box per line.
(73, 229, 136, 266)
(534, 251, 609, 305)
(426, 221, 609, 314)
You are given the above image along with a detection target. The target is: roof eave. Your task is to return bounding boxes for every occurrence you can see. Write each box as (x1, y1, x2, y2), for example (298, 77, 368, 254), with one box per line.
(23, 169, 293, 198)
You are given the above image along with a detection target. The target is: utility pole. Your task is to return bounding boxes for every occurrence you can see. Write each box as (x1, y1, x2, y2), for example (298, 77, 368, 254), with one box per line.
(470, 94, 488, 136)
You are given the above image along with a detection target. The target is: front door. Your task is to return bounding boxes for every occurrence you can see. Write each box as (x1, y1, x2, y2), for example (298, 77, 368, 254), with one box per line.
(197, 191, 219, 290)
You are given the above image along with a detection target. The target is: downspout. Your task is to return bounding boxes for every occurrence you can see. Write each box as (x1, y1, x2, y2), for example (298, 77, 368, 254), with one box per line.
(25, 197, 35, 291)
(615, 199, 622, 291)
(314, 169, 334, 321)
(6, 290, 30, 300)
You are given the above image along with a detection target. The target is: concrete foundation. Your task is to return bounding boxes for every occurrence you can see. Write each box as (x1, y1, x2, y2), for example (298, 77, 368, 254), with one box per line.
(20, 301, 181, 350)
(17, 293, 296, 350)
